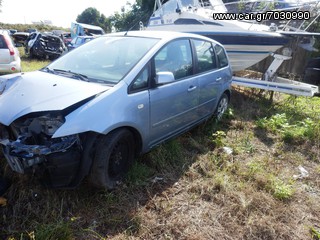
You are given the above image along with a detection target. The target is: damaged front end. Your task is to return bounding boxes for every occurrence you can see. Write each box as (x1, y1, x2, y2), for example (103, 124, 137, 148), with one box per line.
(0, 113, 83, 188)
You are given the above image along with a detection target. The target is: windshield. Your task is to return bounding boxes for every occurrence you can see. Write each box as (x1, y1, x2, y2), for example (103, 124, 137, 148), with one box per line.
(46, 36, 159, 84)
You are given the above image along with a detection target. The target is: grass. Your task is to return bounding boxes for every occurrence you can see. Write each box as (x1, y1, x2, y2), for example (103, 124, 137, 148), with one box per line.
(18, 47, 51, 72)
(0, 59, 320, 239)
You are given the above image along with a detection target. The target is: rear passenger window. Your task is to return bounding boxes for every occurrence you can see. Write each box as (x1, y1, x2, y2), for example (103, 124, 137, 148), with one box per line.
(214, 44, 228, 68)
(193, 40, 217, 73)
(0, 36, 7, 49)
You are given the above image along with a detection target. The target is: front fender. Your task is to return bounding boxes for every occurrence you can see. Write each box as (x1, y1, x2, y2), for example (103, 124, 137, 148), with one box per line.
(53, 83, 150, 140)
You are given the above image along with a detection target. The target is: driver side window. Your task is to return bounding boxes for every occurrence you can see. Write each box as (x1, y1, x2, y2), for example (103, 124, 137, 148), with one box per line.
(154, 39, 193, 80)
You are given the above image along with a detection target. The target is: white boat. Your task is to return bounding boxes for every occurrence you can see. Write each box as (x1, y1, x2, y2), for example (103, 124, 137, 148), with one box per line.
(146, 0, 319, 71)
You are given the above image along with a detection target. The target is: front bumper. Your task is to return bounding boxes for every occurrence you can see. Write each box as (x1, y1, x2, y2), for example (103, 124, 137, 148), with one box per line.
(0, 134, 79, 173)
(0, 133, 82, 188)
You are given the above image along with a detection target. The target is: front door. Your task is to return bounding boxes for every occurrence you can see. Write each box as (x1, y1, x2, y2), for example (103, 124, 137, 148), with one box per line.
(148, 39, 198, 146)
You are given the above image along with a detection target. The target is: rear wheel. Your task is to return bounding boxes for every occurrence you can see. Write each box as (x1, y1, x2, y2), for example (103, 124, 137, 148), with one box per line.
(214, 93, 229, 121)
(89, 129, 134, 189)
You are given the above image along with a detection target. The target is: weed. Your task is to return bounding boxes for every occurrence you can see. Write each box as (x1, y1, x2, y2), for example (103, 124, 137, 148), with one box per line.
(18, 47, 51, 72)
(148, 139, 184, 171)
(246, 161, 265, 177)
(21, 59, 51, 72)
(126, 161, 153, 187)
(268, 177, 295, 200)
(241, 134, 256, 153)
(32, 220, 73, 240)
(310, 226, 320, 240)
(256, 113, 289, 132)
(257, 113, 318, 143)
(211, 130, 227, 148)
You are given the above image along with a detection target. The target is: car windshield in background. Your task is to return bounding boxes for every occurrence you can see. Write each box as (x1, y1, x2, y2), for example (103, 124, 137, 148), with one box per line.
(45, 36, 160, 84)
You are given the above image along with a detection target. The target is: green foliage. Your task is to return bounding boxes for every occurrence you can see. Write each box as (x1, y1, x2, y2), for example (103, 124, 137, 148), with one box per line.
(148, 139, 184, 171)
(126, 161, 153, 187)
(33, 221, 73, 240)
(268, 177, 295, 200)
(310, 226, 320, 240)
(76, 7, 110, 32)
(246, 161, 265, 176)
(211, 131, 226, 148)
(0, 22, 67, 32)
(75, 1, 154, 33)
(256, 113, 288, 132)
(256, 112, 317, 143)
(108, 0, 154, 31)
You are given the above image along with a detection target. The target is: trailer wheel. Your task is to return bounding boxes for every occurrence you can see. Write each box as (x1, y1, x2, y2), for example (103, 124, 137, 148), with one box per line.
(90, 129, 134, 190)
(214, 93, 229, 121)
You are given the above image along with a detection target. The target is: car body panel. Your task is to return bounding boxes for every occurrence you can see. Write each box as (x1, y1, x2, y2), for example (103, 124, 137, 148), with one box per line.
(148, 76, 199, 146)
(0, 71, 111, 126)
(197, 67, 232, 116)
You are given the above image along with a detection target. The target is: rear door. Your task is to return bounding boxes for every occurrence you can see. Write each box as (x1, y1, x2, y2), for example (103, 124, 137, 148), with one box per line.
(192, 39, 230, 117)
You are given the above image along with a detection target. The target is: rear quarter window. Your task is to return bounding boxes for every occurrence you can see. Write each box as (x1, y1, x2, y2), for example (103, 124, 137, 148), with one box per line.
(214, 44, 229, 68)
(0, 36, 7, 49)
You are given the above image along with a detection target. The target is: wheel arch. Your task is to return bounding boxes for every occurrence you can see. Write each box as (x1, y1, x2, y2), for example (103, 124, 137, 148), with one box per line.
(102, 126, 143, 157)
(223, 89, 231, 102)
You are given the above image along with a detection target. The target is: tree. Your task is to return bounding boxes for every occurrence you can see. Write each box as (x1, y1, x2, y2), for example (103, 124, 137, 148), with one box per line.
(107, 0, 155, 32)
(76, 7, 109, 31)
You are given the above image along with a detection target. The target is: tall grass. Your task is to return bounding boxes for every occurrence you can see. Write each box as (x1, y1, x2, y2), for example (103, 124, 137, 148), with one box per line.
(18, 47, 51, 72)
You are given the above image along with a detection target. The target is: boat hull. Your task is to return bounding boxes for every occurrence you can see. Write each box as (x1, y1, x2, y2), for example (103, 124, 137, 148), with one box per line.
(146, 24, 289, 71)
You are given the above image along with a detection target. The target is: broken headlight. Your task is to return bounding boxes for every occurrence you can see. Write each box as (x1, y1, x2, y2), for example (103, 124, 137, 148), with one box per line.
(0, 113, 80, 173)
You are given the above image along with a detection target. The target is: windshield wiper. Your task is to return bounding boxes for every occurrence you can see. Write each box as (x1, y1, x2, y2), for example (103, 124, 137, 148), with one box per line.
(41, 67, 55, 74)
(52, 69, 89, 82)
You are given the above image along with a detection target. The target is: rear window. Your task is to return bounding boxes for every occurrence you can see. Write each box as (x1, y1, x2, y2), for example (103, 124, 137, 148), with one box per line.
(0, 36, 8, 49)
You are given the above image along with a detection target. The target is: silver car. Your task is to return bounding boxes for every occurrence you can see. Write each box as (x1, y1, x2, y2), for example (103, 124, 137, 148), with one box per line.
(0, 31, 232, 189)
(0, 30, 21, 74)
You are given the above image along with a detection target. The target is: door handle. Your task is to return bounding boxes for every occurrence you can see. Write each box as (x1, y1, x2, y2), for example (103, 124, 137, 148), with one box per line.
(216, 77, 222, 81)
(188, 86, 197, 92)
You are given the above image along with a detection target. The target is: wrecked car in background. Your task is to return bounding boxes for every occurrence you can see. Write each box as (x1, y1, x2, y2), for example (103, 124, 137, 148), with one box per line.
(67, 35, 96, 51)
(12, 32, 29, 46)
(0, 31, 232, 189)
(25, 32, 67, 59)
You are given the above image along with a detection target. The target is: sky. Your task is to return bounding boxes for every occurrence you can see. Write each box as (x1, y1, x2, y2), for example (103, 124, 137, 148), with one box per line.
(0, 0, 136, 28)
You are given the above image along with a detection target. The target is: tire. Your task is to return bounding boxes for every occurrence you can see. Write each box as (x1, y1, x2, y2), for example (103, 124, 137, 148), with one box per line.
(29, 48, 34, 58)
(89, 129, 135, 190)
(214, 93, 229, 121)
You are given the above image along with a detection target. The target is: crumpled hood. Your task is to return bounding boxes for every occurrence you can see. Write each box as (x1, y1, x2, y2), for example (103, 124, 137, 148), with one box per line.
(0, 71, 111, 126)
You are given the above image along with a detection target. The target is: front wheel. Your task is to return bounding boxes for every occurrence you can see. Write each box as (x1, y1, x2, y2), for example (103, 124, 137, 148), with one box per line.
(214, 93, 229, 121)
(89, 129, 135, 190)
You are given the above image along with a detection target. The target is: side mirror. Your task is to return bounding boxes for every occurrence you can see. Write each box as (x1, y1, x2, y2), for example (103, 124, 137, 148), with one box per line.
(155, 71, 175, 85)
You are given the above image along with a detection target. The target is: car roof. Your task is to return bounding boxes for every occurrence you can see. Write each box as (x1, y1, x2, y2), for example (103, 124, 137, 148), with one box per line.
(77, 36, 95, 39)
(0, 29, 10, 36)
(107, 30, 221, 46)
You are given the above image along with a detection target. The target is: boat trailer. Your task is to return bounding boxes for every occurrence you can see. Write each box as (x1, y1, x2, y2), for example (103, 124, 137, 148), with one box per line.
(232, 53, 320, 97)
